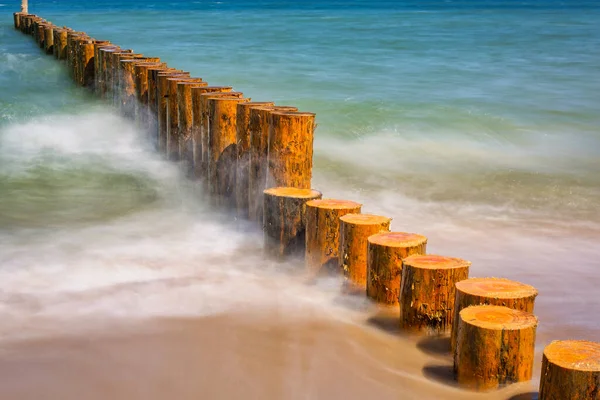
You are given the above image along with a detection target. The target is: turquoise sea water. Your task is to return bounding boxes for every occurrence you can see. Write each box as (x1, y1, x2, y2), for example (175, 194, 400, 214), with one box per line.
(0, 0, 599, 393)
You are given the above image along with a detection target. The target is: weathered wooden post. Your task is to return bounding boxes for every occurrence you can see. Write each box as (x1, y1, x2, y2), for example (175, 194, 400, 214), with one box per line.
(539, 340, 600, 399)
(94, 42, 115, 95)
(450, 277, 538, 352)
(195, 90, 243, 182)
(399, 255, 470, 334)
(13, 13, 22, 30)
(111, 51, 142, 105)
(43, 24, 54, 54)
(235, 102, 275, 219)
(366, 232, 427, 306)
(305, 199, 362, 277)
(66, 31, 85, 80)
(36, 21, 46, 49)
(146, 66, 179, 146)
(266, 111, 315, 190)
(119, 57, 160, 118)
(176, 80, 208, 168)
(21, 0, 28, 14)
(53, 27, 69, 59)
(264, 187, 322, 259)
(166, 77, 203, 160)
(80, 39, 96, 87)
(156, 71, 190, 154)
(134, 61, 165, 127)
(339, 214, 391, 293)
(189, 87, 233, 178)
(205, 96, 249, 206)
(454, 305, 537, 390)
(248, 105, 298, 223)
(99, 47, 126, 99)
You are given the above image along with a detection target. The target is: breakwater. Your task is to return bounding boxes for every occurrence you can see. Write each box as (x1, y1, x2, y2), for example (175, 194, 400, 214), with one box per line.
(11, 10, 600, 397)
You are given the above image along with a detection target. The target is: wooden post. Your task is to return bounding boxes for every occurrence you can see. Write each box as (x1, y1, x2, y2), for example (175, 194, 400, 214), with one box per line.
(189, 87, 233, 179)
(36, 22, 45, 48)
(70, 34, 88, 83)
(43, 24, 54, 54)
(235, 102, 275, 219)
(451, 277, 538, 352)
(13, 13, 22, 30)
(267, 111, 315, 190)
(166, 77, 203, 161)
(366, 232, 427, 306)
(53, 28, 69, 60)
(264, 187, 323, 260)
(72, 35, 91, 85)
(539, 340, 600, 400)
(93, 42, 114, 95)
(454, 305, 537, 390)
(134, 62, 165, 127)
(147, 66, 179, 147)
(176, 81, 208, 168)
(399, 255, 470, 334)
(195, 90, 243, 183)
(21, 0, 28, 14)
(111, 51, 142, 105)
(100, 47, 127, 99)
(248, 105, 298, 223)
(21, 14, 33, 34)
(206, 96, 249, 206)
(339, 214, 391, 293)
(119, 58, 160, 118)
(156, 72, 190, 154)
(305, 199, 362, 277)
(80, 40, 96, 87)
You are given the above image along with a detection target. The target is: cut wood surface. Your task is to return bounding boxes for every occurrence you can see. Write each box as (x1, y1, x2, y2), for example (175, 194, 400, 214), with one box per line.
(263, 187, 322, 259)
(454, 305, 538, 390)
(366, 232, 427, 306)
(539, 340, 600, 400)
(451, 277, 538, 352)
(400, 254, 470, 334)
(339, 213, 391, 293)
(305, 199, 362, 277)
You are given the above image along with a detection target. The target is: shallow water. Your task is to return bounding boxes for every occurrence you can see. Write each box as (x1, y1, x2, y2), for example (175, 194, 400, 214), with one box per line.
(1, 1, 599, 398)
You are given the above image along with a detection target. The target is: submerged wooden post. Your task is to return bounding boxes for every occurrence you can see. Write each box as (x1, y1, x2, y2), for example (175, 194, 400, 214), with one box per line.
(399, 255, 470, 334)
(267, 111, 315, 190)
(43, 24, 54, 54)
(539, 340, 600, 400)
(339, 214, 391, 293)
(264, 187, 322, 259)
(235, 102, 275, 219)
(366, 232, 427, 306)
(156, 71, 190, 154)
(166, 77, 203, 160)
(454, 305, 537, 390)
(305, 199, 362, 277)
(195, 90, 242, 182)
(451, 277, 538, 352)
(206, 96, 249, 206)
(176, 81, 208, 168)
(66, 32, 86, 81)
(248, 105, 298, 223)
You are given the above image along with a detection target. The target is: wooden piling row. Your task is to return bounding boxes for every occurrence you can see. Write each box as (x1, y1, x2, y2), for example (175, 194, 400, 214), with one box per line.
(15, 12, 597, 396)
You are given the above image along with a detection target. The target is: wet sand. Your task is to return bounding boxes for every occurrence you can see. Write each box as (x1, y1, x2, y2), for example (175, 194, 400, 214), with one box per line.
(0, 309, 542, 400)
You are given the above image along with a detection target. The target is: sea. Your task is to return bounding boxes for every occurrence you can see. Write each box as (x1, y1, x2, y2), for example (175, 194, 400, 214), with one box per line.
(0, 1, 599, 399)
